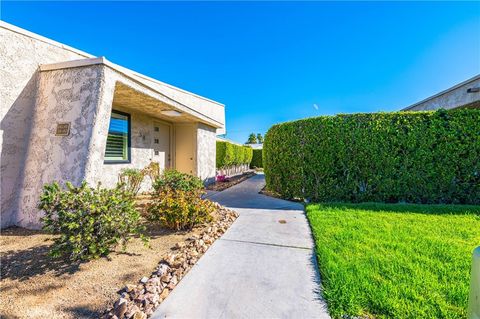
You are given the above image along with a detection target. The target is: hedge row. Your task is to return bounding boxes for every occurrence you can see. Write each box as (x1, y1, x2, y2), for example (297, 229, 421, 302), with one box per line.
(264, 109, 480, 204)
(216, 141, 253, 169)
(250, 149, 263, 168)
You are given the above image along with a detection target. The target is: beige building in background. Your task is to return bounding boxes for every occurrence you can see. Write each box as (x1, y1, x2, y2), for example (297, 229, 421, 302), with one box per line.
(402, 74, 480, 111)
(0, 21, 225, 229)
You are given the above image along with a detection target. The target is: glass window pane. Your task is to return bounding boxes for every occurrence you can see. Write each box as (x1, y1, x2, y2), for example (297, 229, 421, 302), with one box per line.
(104, 111, 129, 162)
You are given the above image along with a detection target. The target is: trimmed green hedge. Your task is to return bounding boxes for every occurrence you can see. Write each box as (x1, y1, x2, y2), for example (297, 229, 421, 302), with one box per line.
(264, 109, 480, 204)
(250, 149, 263, 168)
(216, 141, 253, 169)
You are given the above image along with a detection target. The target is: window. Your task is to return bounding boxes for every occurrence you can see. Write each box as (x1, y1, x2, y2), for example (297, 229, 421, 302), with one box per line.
(104, 110, 130, 163)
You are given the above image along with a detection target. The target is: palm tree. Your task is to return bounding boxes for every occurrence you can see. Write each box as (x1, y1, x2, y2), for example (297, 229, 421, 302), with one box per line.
(256, 133, 264, 143)
(246, 133, 257, 144)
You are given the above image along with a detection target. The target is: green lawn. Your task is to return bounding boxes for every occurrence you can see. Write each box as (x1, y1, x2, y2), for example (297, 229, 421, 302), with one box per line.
(306, 203, 480, 319)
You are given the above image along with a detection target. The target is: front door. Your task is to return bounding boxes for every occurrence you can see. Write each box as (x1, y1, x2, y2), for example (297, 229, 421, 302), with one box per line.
(152, 121, 171, 171)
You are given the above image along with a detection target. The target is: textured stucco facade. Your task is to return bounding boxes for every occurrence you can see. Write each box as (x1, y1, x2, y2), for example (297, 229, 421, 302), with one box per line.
(0, 23, 92, 228)
(403, 75, 480, 111)
(18, 65, 110, 228)
(1, 22, 225, 229)
(197, 123, 217, 184)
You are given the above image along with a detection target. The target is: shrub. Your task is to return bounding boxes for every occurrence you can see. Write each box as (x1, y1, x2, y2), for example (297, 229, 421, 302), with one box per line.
(216, 141, 253, 175)
(264, 109, 480, 204)
(250, 149, 263, 168)
(216, 141, 235, 168)
(244, 146, 253, 164)
(39, 182, 147, 261)
(216, 175, 228, 182)
(118, 168, 145, 195)
(148, 170, 215, 230)
(143, 162, 161, 184)
(152, 169, 204, 194)
(234, 144, 245, 165)
(146, 189, 215, 230)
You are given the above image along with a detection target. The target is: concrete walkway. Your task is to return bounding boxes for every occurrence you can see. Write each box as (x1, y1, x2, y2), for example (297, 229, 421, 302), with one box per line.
(152, 174, 330, 319)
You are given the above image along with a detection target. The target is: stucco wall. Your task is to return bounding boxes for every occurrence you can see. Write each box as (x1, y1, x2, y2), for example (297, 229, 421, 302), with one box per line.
(196, 123, 217, 184)
(404, 77, 480, 111)
(0, 24, 91, 228)
(99, 105, 165, 192)
(18, 65, 109, 228)
(1, 22, 223, 229)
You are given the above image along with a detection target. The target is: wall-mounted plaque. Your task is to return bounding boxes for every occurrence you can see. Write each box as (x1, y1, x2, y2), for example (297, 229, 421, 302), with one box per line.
(55, 123, 71, 136)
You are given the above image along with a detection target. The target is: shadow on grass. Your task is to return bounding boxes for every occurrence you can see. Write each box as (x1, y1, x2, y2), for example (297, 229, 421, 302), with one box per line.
(308, 247, 332, 313)
(310, 202, 480, 216)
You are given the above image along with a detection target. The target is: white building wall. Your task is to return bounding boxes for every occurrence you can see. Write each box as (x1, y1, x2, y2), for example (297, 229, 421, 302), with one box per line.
(0, 22, 92, 228)
(18, 65, 108, 229)
(1, 22, 224, 229)
(196, 123, 217, 184)
(403, 76, 480, 111)
(99, 106, 166, 192)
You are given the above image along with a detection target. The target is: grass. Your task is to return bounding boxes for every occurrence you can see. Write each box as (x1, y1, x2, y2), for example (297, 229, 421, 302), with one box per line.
(306, 203, 480, 319)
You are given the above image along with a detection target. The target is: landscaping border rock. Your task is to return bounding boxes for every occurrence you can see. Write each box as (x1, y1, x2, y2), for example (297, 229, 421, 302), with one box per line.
(102, 203, 238, 319)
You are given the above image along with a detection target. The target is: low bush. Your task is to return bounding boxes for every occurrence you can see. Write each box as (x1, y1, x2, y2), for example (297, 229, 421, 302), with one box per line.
(146, 189, 215, 230)
(152, 169, 204, 194)
(250, 149, 263, 168)
(118, 168, 145, 195)
(264, 109, 480, 204)
(143, 161, 161, 184)
(39, 182, 147, 261)
(148, 169, 214, 230)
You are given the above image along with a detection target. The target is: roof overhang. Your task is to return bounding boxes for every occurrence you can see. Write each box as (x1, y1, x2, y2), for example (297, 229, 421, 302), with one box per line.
(402, 74, 480, 111)
(39, 57, 225, 129)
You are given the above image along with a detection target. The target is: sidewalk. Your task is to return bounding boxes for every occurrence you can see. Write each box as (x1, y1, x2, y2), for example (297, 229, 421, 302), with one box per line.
(152, 174, 330, 319)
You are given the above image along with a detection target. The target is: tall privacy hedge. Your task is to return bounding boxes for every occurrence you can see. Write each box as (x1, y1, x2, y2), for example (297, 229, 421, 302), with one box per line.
(250, 149, 263, 168)
(216, 141, 253, 169)
(264, 109, 480, 204)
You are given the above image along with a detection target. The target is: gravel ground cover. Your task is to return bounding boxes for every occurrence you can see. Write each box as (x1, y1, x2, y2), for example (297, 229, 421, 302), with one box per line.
(0, 205, 237, 319)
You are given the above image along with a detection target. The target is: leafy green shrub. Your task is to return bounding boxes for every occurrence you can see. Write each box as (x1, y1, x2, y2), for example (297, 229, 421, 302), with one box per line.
(264, 109, 480, 204)
(250, 149, 263, 168)
(152, 169, 204, 193)
(39, 182, 147, 261)
(244, 146, 253, 164)
(146, 189, 215, 230)
(118, 168, 145, 195)
(216, 141, 253, 169)
(234, 144, 245, 165)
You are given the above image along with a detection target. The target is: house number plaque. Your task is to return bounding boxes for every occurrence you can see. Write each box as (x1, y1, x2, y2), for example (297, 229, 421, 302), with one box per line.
(55, 123, 71, 136)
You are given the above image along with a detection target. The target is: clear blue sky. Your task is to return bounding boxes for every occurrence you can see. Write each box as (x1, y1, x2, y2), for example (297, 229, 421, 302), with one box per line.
(2, 1, 479, 143)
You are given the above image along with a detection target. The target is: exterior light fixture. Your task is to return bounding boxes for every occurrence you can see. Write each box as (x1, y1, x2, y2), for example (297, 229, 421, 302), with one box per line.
(161, 110, 182, 117)
(467, 87, 480, 93)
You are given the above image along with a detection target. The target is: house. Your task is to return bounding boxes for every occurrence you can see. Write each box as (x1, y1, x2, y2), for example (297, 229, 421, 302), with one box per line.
(402, 74, 480, 111)
(0, 21, 225, 229)
(216, 136, 243, 146)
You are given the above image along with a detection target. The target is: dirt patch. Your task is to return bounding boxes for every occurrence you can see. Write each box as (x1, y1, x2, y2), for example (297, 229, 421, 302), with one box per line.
(0, 225, 199, 319)
(259, 186, 283, 199)
(259, 186, 303, 202)
(206, 171, 256, 192)
(103, 205, 238, 318)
